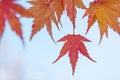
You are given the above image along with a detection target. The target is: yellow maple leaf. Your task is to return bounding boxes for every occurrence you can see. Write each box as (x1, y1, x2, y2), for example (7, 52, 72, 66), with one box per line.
(84, 0, 120, 42)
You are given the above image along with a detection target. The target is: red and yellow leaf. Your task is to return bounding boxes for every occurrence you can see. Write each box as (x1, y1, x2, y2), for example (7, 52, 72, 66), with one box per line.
(0, 0, 30, 43)
(84, 0, 120, 42)
(53, 34, 96, 75)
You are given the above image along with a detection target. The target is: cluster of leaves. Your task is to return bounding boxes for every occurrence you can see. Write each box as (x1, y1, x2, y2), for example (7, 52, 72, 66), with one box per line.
(0, 0, 120, 77)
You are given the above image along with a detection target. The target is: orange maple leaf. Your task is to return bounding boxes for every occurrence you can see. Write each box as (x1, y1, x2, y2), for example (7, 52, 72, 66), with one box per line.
(28, 0, 65, 41)
(0, 0, 30, 43)
(53, 34, 96, 75)
(64, 0, 86, 28)
(84, 0, 120, 42)
(28, 0, 86, 41)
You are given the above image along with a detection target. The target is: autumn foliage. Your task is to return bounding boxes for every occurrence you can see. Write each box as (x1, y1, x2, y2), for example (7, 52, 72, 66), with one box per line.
(0, 0, 31, 43)
(53, 34, 96, 75)
(0, 0, 120, 78)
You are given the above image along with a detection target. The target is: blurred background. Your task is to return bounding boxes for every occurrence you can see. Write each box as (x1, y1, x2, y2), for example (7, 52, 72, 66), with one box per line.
(0, 0, 120, 80)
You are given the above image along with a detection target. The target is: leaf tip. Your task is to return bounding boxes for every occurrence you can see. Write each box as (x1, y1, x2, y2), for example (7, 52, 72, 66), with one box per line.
(99, 35, 103, 45)
(50, 35, 57, 44)
(29, 34, 33, 41)
(52, 58, 59, 64)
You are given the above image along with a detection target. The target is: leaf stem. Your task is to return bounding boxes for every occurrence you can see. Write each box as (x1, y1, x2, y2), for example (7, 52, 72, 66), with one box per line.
(73, 27, 75, 35)
(72, 0, 75, 35)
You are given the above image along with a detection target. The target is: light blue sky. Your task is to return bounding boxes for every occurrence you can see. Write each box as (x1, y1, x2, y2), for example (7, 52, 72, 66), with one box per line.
(0, 0, 120, 80)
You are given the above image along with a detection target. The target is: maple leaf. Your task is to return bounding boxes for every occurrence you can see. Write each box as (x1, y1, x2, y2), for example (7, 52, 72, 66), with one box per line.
(53, 34, 96, 75)
(84, 0, 120, 42)
(64, 0, 86, 28)
(0, 0, 30, 43)
(28, 0, 65, 41)
(28, 0, 86, 41)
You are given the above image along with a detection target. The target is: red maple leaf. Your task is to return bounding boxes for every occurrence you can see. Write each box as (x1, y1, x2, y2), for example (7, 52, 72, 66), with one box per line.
(0, 0, 30, 43)
(53, 34, 96, 75)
